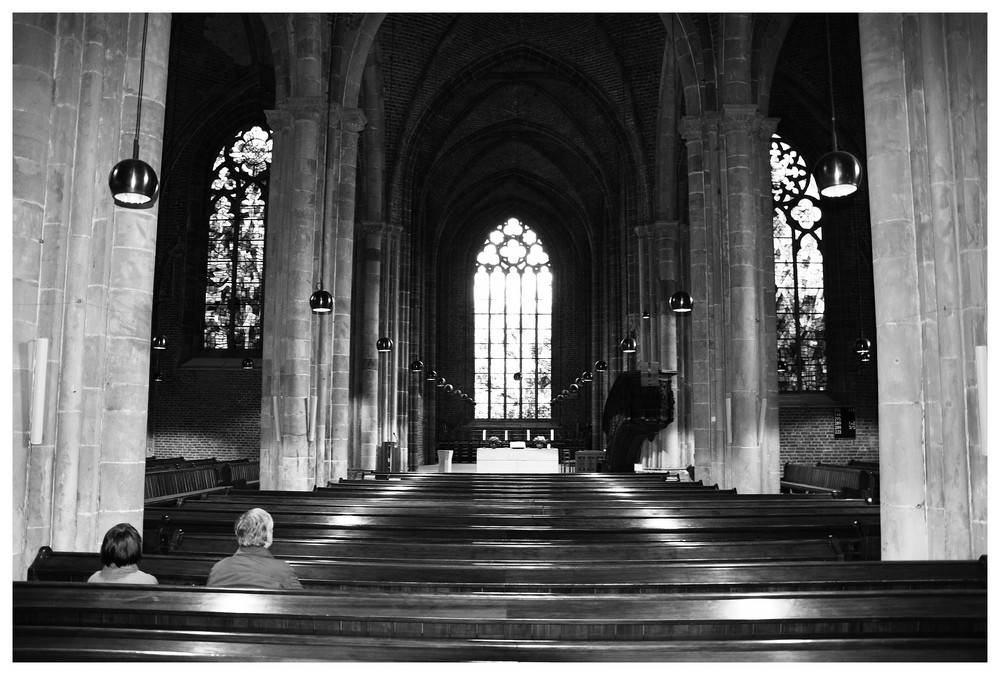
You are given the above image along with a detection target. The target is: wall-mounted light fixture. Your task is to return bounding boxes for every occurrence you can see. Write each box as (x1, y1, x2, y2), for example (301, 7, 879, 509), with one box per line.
(108, 14, 159, 207)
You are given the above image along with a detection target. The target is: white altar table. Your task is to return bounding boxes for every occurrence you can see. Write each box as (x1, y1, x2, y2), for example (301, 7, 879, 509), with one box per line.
(476, 446, 560, 473)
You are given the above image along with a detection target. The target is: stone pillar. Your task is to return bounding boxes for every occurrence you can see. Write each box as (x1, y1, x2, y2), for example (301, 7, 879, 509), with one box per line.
(720, 105, 778, 494)
(680, 113, 726, 487)
(860, 14, 987, 560)
(257, 14, 326, 491)
(382, 224, 405, 471)
(262, 96, 326, 492)
(327, 106, 368, 480)
(680, 108, 779, 493)
(358, 222, 384, 471)
(12, 13, 169, 578)
(637, 220, 684, 469)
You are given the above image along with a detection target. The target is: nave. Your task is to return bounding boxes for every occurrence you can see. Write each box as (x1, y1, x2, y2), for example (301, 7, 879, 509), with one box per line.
(14, 472, 987, 662)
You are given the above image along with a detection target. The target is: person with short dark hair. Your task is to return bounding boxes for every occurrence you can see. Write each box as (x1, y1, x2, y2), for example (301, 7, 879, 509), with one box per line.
(206, 508, 302, 589)
(88, 523, 158, 584)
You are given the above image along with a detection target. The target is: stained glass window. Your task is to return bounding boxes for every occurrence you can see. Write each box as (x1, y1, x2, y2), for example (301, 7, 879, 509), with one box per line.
(204, 125, 272, 351)
(771, 134, 826, 391)
(474, 218, 552, 419)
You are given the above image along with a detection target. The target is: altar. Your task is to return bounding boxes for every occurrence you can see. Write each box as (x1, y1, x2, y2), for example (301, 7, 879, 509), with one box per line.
(476, 446, 560, 473)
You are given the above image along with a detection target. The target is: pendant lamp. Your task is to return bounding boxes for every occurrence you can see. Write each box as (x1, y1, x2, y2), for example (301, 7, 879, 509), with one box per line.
(242, 358, 254, 370)
(669, 291, 693, 313)
(620, 336, 637, 354)
(309, 284, 333, 314)
(109, 14, 159, 207)
(376, 336, 393, 352)
(813, 15, 862, 198)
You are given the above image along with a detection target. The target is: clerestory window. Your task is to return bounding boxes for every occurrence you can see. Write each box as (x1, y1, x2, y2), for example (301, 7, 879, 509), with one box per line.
(203, 125, 272, 352)
(474, 217, 552, 419)
(771, 134, 826, 391)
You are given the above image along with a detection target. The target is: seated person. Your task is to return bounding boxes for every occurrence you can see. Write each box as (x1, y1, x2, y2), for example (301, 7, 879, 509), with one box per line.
(88, 523, 158, 584)
(207, 508, 302, 589)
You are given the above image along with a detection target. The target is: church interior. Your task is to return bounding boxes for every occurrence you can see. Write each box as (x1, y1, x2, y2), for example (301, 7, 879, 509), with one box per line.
(10, 12, 988, 661)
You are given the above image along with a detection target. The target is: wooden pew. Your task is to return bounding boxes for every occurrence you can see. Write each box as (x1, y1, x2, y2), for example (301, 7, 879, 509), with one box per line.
(144, 508, 879, 561)
(13, 581, 987, 661)
(167, 533, 850, 562)
(27, 546, 987, 592)
(218, 459, 260, 489)
(144, 465, 231, 506)
(144, 505, 880, 539)
(781, 462, 878, 500)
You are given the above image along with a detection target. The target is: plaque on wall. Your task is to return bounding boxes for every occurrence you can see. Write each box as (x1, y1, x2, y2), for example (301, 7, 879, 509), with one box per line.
(834, 407, 856, 439)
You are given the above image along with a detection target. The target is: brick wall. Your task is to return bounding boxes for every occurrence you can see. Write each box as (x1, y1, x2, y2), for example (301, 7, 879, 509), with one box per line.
(148, 368, 262, 461)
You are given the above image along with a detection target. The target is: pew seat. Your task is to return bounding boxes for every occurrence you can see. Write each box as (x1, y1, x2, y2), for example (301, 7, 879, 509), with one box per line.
(13, 582, 987, 661)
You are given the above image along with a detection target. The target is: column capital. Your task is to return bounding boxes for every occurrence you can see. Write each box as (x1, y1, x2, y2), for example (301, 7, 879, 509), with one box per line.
(264, 108, 292, 131)
(637, 220, 682, 242)
(331, 103, 368, 134)
(679, 112, 721, 142)
(358, 220, 402, 243)
(277, 96, 327, 120)
(720, 104, 764, 133)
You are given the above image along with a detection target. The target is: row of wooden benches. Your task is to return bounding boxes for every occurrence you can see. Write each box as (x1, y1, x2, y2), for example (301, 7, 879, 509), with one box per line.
(14, 473, 985, 661)
(781, 461, 880, 502)
(144, 459, 260, 506)
(14, 564, 987, 660)
(143, 487, 882, 560)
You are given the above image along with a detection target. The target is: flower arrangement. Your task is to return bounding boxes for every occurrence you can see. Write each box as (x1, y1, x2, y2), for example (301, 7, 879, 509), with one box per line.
(533, 436, 548, 448)
(487, 436, 501, 448)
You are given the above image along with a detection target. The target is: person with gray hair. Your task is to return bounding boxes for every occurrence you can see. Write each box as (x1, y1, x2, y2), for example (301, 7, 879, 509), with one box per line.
(206, 508, 302, 589)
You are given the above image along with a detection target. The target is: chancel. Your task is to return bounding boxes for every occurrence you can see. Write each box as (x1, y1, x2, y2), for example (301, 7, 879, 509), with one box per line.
(11, 12, 987, 662)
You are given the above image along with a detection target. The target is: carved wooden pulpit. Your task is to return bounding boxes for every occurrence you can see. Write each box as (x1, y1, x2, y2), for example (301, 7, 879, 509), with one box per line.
(600, 369, 675, 472)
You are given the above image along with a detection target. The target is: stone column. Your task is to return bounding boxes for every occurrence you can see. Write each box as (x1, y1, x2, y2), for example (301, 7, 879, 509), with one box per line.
(326, 106, 368, 480)
(860, 14, 986, 560)
(358, 221, 384, 471)
(262, 96, 326, 492)
(680, 113, 726, 486)
(638, 220, 684, 469)
(680, 108, 778, 493)
(12, 13, 169, 578)
(382, 224, 405, 471)
(257, 14, 326, 491)
(721, 105, 779, 494)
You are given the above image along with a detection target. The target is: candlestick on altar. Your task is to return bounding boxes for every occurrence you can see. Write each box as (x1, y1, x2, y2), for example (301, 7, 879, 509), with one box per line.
(527, 429, 530, 439)
(550, 429, 555, 441)
(482, 430, 486, 441)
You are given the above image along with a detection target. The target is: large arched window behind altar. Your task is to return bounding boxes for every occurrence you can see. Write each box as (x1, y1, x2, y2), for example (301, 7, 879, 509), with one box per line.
(771, 134, 827, 392)
(203, 125, 272, 353)
(473, 217, 553, 419)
